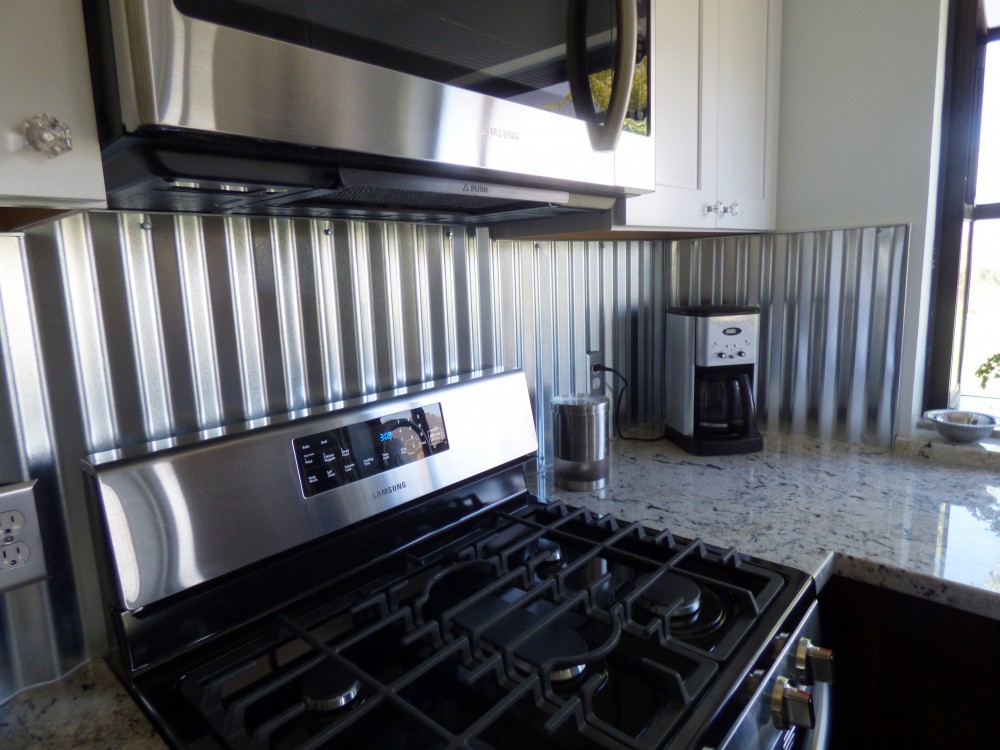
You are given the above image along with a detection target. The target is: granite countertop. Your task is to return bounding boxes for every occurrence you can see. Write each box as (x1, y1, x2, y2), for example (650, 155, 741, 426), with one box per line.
(0, 660, 166, 749)
(536, 431, 1000, 620)
(4, 430, 999, 747)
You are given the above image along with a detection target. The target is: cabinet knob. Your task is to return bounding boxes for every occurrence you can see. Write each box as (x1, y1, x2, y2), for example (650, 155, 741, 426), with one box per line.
(722, 201, 740, 217)
(705, 200, 724, 217)
(23, 114, 73, 159)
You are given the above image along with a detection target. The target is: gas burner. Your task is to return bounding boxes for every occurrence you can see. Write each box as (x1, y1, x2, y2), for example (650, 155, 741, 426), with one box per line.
(456, 598, 588, 682)
(499, 613, 589, 683)
(640, 573, 703, 618)
(532, 538, 563, 572)
(667, 588, 727, 639)
(300, 660, 361, 713)
(537, 537, 562, 563)
(551, 662, 611, 698)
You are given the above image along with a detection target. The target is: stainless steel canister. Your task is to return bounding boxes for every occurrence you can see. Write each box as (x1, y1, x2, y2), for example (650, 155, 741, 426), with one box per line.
(551, 394, 610, 490)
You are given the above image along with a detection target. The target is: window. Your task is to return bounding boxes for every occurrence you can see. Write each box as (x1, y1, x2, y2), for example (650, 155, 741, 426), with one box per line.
(958, 38, 1000, 415)
(925, 2, 1000, 413)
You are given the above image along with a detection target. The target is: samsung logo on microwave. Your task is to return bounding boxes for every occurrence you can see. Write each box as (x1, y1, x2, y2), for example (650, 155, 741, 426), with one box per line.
(481, 126, 520, 141)
(373, 481, 407, 499)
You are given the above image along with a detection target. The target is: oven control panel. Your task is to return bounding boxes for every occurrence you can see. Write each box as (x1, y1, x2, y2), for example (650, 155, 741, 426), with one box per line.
(292, 404, 449, 498)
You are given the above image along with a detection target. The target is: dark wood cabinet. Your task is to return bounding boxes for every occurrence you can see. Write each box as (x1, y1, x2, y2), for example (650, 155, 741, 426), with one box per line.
(820, 576, 1000, 747)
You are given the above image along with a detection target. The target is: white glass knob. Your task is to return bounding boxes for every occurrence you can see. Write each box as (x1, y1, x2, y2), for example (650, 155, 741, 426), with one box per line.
(23, 114, 72, 159)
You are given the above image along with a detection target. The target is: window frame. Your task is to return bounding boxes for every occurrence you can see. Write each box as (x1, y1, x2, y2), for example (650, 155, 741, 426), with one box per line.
(925, 3, 997, 409)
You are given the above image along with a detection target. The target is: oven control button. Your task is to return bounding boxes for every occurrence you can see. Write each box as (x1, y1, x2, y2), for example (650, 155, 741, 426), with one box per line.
(795, 637, 834, 684)
(771, 675, 814, 730)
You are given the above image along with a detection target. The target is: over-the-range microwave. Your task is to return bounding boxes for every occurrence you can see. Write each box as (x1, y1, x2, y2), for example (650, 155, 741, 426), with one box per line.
(83, 0, 654, 225)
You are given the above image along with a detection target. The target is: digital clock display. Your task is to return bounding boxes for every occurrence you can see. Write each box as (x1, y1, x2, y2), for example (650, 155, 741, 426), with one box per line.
(292, 403, 449, 498)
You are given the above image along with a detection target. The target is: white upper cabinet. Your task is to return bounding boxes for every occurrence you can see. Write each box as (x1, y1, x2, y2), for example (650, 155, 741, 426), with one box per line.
(621, 0, 781, 232)
(0, 0, 106, 209)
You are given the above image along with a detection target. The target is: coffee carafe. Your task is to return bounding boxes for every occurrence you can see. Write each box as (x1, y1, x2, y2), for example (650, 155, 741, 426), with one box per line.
(664, 305, 763, 455)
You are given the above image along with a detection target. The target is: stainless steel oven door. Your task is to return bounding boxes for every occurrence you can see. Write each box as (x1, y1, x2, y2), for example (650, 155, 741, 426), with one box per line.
(108, 0, 654, 193)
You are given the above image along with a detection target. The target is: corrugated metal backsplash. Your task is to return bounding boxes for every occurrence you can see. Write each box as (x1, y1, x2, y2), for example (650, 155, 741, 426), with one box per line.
(0, 213, 906, 699)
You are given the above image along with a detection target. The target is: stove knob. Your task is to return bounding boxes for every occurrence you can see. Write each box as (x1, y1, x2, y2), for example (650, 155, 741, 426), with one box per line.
(742, 668, 766, 699)
(796, 637, 834, 683)
(717, 352, 728, 359)
(771, 675, 814, 730)
(772, 631, 791, 658)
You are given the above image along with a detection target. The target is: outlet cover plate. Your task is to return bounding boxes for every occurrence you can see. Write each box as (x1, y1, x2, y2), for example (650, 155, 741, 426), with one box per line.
(0, 479, 47, 593)
(586, 351, 604, 394)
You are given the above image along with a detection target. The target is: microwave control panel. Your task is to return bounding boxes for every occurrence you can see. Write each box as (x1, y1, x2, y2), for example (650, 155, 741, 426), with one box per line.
(292, 404, 449, 498)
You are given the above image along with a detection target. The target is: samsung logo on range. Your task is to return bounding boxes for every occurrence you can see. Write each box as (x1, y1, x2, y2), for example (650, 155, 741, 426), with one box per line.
(481, 126, 519, 141)
(373, 481, 406, 500)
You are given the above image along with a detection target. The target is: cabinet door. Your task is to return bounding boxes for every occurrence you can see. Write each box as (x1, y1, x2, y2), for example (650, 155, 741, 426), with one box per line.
(621, 0, 778, 232)
(622, 0, 719, 230)
(0, 0, 106, 208)
(715, 0, 779, 231)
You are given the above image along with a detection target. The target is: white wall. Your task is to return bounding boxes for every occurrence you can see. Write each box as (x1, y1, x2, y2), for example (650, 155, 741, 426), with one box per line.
(775, 0, 950, 434)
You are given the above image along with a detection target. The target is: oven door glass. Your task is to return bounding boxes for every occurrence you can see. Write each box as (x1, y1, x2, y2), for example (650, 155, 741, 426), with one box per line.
(172, 0, 650, 146)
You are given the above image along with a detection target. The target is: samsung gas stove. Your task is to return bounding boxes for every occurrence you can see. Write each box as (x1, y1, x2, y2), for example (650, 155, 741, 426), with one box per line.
(83, 369, 831, 750)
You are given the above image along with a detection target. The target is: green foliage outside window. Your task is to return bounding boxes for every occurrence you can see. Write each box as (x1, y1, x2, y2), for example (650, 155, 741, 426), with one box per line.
(975, 353, 1000, 389)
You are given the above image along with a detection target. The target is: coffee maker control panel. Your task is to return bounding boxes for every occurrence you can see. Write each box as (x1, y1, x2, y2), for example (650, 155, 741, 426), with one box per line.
(695, 314, 759, 367)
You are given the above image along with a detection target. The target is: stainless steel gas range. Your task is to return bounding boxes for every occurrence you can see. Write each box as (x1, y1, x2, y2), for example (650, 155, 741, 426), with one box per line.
(82, 369, 831, 749)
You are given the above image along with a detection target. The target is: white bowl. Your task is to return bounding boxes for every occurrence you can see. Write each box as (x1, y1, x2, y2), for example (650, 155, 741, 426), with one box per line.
(923, 409, 998, 442)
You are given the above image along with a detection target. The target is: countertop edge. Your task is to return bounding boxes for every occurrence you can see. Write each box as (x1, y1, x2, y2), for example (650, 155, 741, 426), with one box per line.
(829, 552, 1000, 620)
(810, 550, 836, 591)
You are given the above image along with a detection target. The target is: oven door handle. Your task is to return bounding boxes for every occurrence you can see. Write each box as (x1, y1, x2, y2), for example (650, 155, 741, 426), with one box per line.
(567, 0, 638, 152)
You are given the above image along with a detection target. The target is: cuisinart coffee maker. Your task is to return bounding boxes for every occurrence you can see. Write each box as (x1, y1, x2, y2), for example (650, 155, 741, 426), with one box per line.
(664, 305, 763, 455)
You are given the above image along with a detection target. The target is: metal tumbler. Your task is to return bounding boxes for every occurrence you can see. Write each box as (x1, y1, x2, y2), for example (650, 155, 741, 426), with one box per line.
(551, 394, 610, 491)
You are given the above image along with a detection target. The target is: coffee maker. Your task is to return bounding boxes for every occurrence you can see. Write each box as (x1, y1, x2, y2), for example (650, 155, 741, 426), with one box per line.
(664, 305, 763, 455)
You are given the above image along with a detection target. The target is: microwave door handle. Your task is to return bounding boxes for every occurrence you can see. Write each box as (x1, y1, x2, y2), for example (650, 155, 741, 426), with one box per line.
(738, 373, 758, 437)
(601, 0, 639, 151)
(567, 0, 638, 152)
(567, 3, 598, 126)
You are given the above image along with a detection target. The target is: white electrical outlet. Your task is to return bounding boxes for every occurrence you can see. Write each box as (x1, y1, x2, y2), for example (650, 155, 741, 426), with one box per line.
(0, 480, 47, 593)
(0, 542, 30, 569)
(2, 509, 25, 539)
(586, 351, 604, 394)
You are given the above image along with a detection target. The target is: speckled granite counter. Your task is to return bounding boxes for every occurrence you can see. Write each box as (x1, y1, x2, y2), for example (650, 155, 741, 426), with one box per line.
(4, 430, 1000, 747)
(534, 431, 1000, 620)
(0, 659, 166, 749)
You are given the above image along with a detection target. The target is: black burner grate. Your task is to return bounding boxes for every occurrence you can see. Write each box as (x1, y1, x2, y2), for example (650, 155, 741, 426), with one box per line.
(175, 501, 787, 749)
